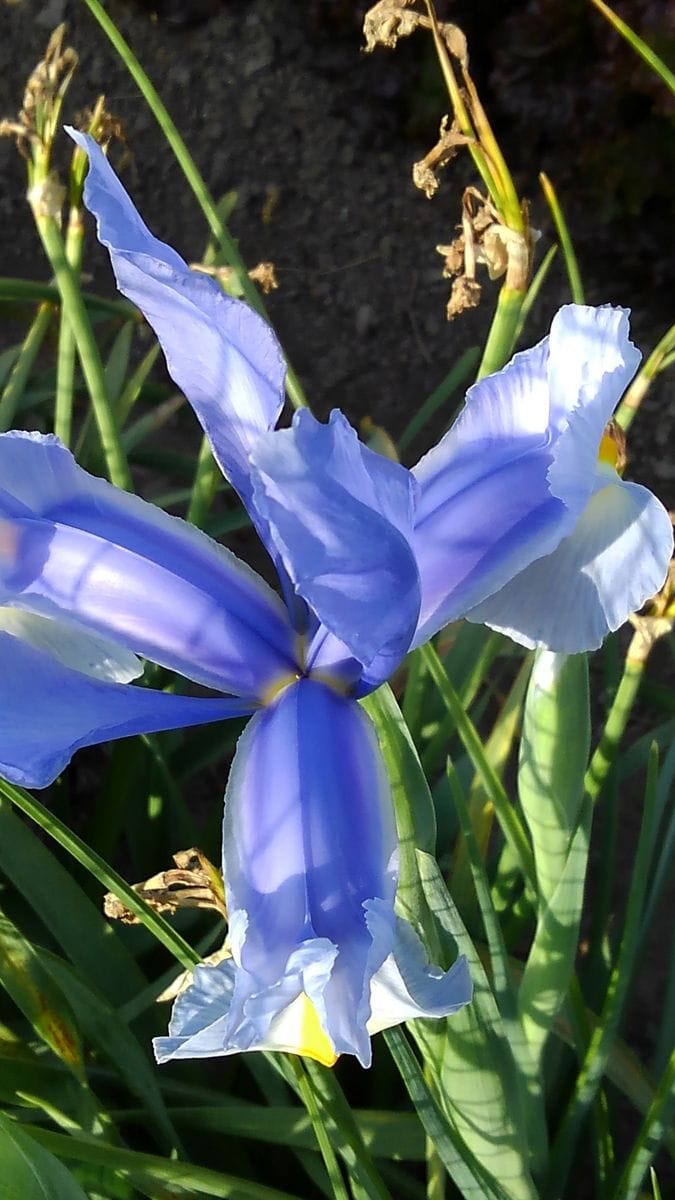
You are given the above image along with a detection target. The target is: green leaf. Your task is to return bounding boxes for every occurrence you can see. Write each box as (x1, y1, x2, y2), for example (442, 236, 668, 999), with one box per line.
(545, 745, 663, 1199)
(0, 796, 146, 1005)
(159, 1104, 424, 1161)
(0, 780, 199, 970)
(39, 951, 180, 1154)
(517, 652, 591, 1065)
(0, 911, 84, 1081)
(610, 1049, 675, 1200)
(412, 852, 537, 1200)
(361, 684, 436, 933)
(0, 1115, 89, 1200)
(20, 1123, 306, 1200)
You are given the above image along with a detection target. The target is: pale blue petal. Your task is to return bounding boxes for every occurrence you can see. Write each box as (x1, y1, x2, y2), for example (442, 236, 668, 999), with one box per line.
(252, 410, 420, 672)
(0, 431, 295, 697)
(410, 337, 570, 644)
(153, 943, 338, 1064)
(223, 677, 397, 1064)
(0, 631, 253, 788)
(0, 607, 141, 683)
(367, 910, 473, 1033)
(467, 474, 673, 652)
(67, 130, 285, 511)
(154, 908, 473, 1064)
(547, 305, 641, 511)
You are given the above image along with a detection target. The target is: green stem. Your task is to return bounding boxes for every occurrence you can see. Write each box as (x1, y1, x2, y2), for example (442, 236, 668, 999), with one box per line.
(615, 322, 675, 432)
(590, 0, 675, 96)
(513, 244, 558, 346)
(0, 779, 198, 970)
(34, 215, 132, 489)
(539, 173, 584, 304)
(187, 435, 221, 528)
(612, 1049, 675, 1200)
(54, 208, 86, 446)
(80, 0, 309, 412)
(0, 302, 53, 431)
(585, 645, 645, 805)
(289, 1059, 350, 1200)
(545, 746, 661, 1199)
(419, 643, 536, 889)
(476, 287, 525, 379)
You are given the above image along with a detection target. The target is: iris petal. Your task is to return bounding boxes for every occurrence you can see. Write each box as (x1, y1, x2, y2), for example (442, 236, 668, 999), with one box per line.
(252, 410, 420, 673)
(467, 474, 673, 651)
(410, 338, 570, 645)
(0, 607, 141, 683)
(0, 431, 295, 697)
(67, 129, 285, 511)
(367, 912, 472, 1034)
(547, 305, 641, 512)
(153, 909, 472, 1065)
(222, 676, 398, 1065)
(0, 631, 254, 788)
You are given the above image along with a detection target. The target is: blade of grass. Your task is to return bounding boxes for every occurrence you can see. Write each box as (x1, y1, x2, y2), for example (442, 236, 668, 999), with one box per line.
(31, 214, 131, 489)
(289, 1059, 349, 1200)
(0, 796, 146, 1002)
(611, 1049, 675, 1200)
(545, 744, 662, 1198)
(19, 1123, 305, 1200)
(397, 347, 480, 454)
(589, 0, 675, 96)
(0, 277, 132, 317)
(0, 302, 53, 431)
(0, 779, 198, 970)
(384, 1026, 519, 1200)
(539, 174, 584, 303)
(420, 643, 535, 888)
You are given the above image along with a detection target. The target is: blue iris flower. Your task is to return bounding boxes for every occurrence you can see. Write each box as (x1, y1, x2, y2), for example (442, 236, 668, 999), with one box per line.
(0, 130, 670, 1067)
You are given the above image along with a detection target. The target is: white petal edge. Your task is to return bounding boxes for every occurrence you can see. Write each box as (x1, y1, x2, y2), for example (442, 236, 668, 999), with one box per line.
(0, 607, 142, 683)
(467, 474, 673, 653)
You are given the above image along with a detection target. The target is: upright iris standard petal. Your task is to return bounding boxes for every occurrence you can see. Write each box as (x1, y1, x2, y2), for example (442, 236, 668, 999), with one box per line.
(0, 431, 296, 697)
(546, 304, 640, 511)
(410, 338, 568, 645)
(67, 129, 285, 512)
(466, 473, 673, 651)
(251, 410, 420, 674)
(409, 304, 651, 650)
(0, 631, 253, 789)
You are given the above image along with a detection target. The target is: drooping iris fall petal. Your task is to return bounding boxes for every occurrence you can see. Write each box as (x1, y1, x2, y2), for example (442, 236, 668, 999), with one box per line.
(0, 431, 295, 697)
(0, 630, 253, 788)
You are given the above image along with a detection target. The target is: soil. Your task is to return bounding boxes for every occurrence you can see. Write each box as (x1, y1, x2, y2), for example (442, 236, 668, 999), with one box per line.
(0, 0, 673, 1191)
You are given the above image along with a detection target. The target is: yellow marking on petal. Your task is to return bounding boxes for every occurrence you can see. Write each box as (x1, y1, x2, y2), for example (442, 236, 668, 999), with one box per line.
(598, 433, 619, 469)
(260, 672, 300, 707)
(307, 670, 351, 698)
(296, 994, 339, 1067)
(0, 519, 18, 563)
(267, 992, 339, 1066)
(598, 421, 627, 474)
